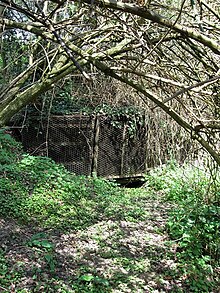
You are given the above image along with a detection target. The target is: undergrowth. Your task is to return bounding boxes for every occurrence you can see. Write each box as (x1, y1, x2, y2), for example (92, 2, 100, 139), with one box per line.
(146, 161, 220, 292)
(0, 129, 145, 230)
(1, 130, 219, 292)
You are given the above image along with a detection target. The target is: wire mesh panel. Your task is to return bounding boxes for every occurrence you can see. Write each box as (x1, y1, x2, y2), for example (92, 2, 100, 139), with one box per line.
(21, 122, 47, 156)
(47, 115, 94, 175)
(123, 125, 147, 176)
(19, 114, 150, 178)
(20, 115, 94, 175)
(97, 117, 124, 177)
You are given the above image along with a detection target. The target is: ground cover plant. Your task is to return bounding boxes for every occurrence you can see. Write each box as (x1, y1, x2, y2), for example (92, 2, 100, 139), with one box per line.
(0, 130, 219, 292)
(146, 162, 220, 292)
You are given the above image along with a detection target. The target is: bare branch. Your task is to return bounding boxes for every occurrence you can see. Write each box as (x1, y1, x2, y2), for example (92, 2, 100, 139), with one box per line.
(161, 74, 220, 105)
(79, 0, 220, 54)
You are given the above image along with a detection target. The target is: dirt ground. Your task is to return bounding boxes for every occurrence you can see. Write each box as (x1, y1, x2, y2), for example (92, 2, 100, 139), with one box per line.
(0, 193, 191, 292)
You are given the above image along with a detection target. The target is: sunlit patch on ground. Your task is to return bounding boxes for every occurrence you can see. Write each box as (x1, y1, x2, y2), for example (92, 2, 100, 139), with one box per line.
(0, 190, 186, 292)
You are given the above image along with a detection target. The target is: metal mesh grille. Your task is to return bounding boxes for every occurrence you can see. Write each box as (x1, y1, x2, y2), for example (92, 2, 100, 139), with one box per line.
(47, 116, 94, 175)
(123, 128, 147, 176)
(20, 114, 149, 177)
(21, 123, 47, 156)
(97, 119, 123, 177)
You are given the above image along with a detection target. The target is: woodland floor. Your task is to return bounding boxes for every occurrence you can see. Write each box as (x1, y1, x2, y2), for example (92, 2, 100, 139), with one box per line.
(0, 190, 200, 292)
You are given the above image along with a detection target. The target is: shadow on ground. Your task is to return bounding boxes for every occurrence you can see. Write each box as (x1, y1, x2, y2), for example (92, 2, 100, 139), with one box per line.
(0, 195, 186, 293)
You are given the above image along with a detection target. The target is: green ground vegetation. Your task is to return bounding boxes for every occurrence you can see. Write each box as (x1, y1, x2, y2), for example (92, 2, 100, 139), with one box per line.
(146, 162, 220, 292)
(0, 130, 219, 292)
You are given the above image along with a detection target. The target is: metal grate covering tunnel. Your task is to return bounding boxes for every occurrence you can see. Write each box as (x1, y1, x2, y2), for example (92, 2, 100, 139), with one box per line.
(20, 114, 149, 178)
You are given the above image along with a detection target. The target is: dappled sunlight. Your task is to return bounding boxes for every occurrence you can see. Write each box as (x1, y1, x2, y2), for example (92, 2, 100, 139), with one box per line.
(0, 191, 184, 292)
(0, 132, 219, 292)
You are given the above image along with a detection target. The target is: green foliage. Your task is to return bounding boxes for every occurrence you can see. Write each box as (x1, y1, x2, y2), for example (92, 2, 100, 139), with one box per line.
(93, 104, 146, 138)
(27, 233, 55, 250)
(1, 33, 29, 83)
(51, 91, 88, 115)
(1, 132, 219, 292)
(0, 249, 22, 290)
(0, 55, 3, 70)
(146, 162, 220, 291)
(0, 129, 22, 165)
(72, 274, 110, 293)
(0, 131, 144, 230)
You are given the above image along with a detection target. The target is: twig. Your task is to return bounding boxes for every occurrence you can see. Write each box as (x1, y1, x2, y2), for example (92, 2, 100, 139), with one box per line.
(0, 285, 7, 291)
(152, 74, 220, 109)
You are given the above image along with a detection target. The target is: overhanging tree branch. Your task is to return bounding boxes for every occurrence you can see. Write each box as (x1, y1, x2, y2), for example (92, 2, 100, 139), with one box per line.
(0, 38, 135, 126)
(92, 59, 220, 165)
(1, 0, 220, 166)
(79, 0, 220, 54)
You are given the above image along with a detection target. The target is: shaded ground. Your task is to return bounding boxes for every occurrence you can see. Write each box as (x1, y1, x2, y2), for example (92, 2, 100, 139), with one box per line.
(0, 190, 191, 292)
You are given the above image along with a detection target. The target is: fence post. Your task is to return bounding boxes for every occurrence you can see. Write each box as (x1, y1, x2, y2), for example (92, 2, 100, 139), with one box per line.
(91, 114, 100, 176)
(120, 123, 127, 176)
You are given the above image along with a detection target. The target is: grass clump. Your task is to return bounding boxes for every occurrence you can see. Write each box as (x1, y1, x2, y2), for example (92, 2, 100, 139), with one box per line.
(146, 161, 220, 292)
